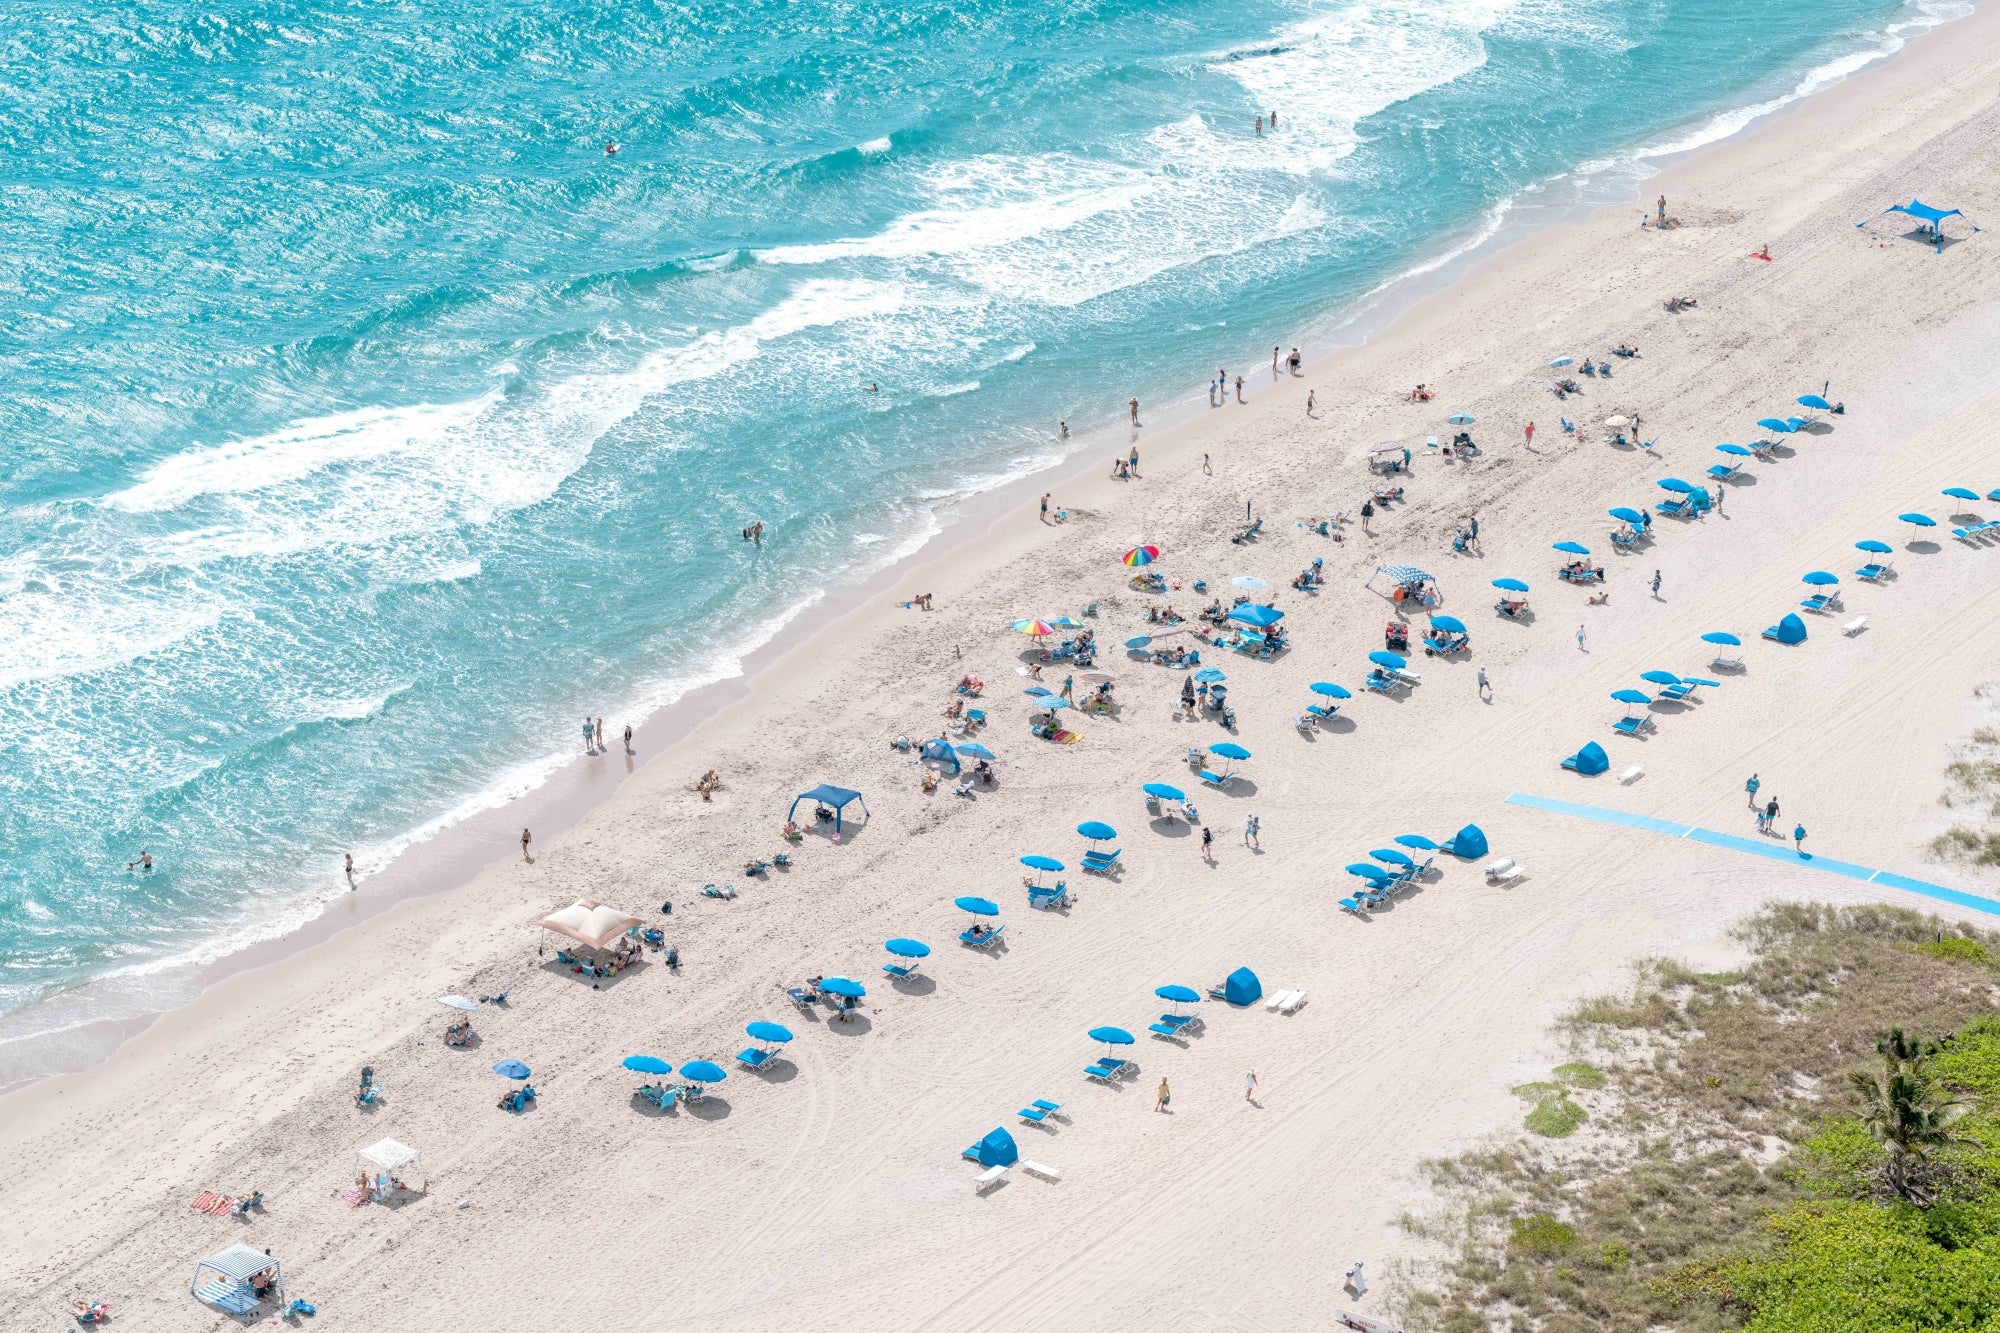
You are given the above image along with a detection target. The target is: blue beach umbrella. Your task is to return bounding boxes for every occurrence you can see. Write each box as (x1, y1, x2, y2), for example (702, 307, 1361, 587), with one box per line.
(1657, 478, 1695, 493)
(1899, 513, 1936, 532)
(1944, 486, 1980, 501)
(1369, 848, 1414, 866)
(885, 938, 931, 958)
(1611, 689, 1653, 705)
(1639, 670, 1682, 686)
(1142, 782, 1185, 802)
(1125, 635, 1152, 649)
(1309, 682, 1352, 699)
(492, 1060, 531, 1080)
(1716, 444, 1752, 457)
(819, 977, 865, 999)
(1394, 834, 1440, 850)
(1048, 615, 1085, 630)
(955, 742, 996, 761)
(1989, 490, 2000, 503)
(1369, 650, 1407, 669)
(1702, 631, 1742, 646)
(1209, 742, 1251, 761)
(1492, 576, 1529, 592)
(1797, 394, 1832, 411)
(1757, 417, 1797, 433)
(1076, 821, 1117, 842)
(954, 896, 1000, 917)
(746, 1022, 793, 1044)
(1345, 863, 1393, 880)
(623, 1055, 672, 1075)
(680, 1060, 727, 1085)
(1447, 412, 1476, 424)
(1020, 854, 1065, 872)
(1024, 686, 1056, 698)
(1855, 539, 1892, 554)
(1155, 984, 1201, 1004)
(1553, 541, 1590, 555)
(1802, 571, 1839, 586)
(1429, 614, 1467, 634)
(1193, 666, 1227, 683)
(1036, 695, 1071, 711)
(1088, 1026, 1135, 1050)
(1608, 507, 1646, 524)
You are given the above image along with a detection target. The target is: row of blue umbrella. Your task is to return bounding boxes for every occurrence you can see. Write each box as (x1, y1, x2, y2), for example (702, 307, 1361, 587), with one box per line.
(1344, 833, 1441, 888)
(1087, 982, 1208, 1054)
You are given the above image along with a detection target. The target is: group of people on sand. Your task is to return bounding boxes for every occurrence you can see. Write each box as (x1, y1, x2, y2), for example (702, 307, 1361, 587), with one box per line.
(901, 592, 935, 610)
(444, 1018, 475, 1047)
(694, 769, 722, 801)
(1144, 603, 1184, 625)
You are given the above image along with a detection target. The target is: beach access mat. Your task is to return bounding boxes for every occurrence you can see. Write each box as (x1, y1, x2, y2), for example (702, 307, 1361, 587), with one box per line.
(1050, 729, 1083, 744)
(189, 1191, 234, 1216)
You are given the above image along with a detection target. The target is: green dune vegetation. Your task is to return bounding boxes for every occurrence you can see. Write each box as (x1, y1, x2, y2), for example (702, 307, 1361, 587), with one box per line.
(1397, 904, 2000, 1332)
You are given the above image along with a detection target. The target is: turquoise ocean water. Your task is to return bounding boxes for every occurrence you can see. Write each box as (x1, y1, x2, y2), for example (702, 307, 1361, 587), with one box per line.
(0, 0, 1967, 1073)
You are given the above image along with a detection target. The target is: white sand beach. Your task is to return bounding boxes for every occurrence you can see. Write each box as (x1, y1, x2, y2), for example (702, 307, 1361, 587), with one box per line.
(10, 8, 2000, 1329)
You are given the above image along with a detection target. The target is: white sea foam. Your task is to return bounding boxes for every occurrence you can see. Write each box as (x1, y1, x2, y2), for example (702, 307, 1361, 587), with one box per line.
(858, 136, 893, 156)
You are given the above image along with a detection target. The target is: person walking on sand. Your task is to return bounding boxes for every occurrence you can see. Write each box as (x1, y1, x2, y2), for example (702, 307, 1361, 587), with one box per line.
(1359, 499, 1374, 533)
(1306, 389, 1315, 416)
(1746, 773, 1760, 807)
(1524, 420, 1535, 448)
(1202, 452, 1211, 474)
(1129, 396, 1139, 425)
(1245, 1070, 1258, 1103)
(1576, 623, 1587, 652)
(1128, 444, 1140, 476)
(1793, 823, 1807, 854)
(1714, 485, 1724, 515)
(1201, 825, 1214, 862)
(1039, 492, 1049, 523)
(1243, 814, 1260, 848)
(1156, 1077, 1171, 1112)
(1060, 674, 1073, 700)
(521, 828, 532, 858)
(1477, 666, 1490, 701)
(1651, 570, 1662, 599)
(1765, 798, 1780, 835)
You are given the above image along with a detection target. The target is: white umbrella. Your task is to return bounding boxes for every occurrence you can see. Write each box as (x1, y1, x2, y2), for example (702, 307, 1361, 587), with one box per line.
(1604, 415, 1629, 428)
(1232, 575, 1267, 590)
(1549, 355, 1574, 367)
(439, 995, 479, 1013)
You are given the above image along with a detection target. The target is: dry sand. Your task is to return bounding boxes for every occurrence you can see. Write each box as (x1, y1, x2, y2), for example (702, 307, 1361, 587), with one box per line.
(10, 9, 2000, 1329)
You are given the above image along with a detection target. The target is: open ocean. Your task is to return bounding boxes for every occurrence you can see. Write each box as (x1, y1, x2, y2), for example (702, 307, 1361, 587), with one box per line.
(0, 0, 1968, 1076)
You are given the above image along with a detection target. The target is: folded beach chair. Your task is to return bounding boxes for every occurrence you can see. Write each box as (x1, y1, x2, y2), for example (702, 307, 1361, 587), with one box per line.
(1081, 848, 1121, 874)
(1022, 1160, 1063, 1182)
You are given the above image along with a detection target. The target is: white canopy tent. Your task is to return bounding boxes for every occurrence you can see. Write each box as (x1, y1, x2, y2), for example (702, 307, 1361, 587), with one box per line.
(358, 1137, 422, 1181)
(191, 1242, 281, 1309)
(536, 899, 643, 951)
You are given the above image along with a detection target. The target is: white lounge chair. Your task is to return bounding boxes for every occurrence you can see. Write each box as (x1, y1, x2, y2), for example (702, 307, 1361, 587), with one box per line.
(1022, 1160, 1063, 1182)
(1279, 990, 1308, 1014)
(1263, 989, 1296, 1012)
(973, 1164, 1009, 1190)
(1842, 615, 1869, 636)
(1618, 764, 1644, 785)
(1485, 858, 1525, 884)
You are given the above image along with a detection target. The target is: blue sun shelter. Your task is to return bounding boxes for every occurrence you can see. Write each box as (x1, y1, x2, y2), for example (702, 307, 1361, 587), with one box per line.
(789, 784, 868, 833)
(1763, 612, 1807, 645)
(1562, 741, 1609, 775)
(969, 1126, 1018, 1167)
(1443, 824, 1488, 859)
(1857, 199, 1981, 253)
(1215, 967, 1262, 1006)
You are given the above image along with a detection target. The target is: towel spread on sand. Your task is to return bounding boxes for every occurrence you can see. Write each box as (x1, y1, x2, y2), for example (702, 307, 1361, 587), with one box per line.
(1051, 729, 1082, 744)
(341, 1188, 371, 1207)
(190, 1191, 234, 1216)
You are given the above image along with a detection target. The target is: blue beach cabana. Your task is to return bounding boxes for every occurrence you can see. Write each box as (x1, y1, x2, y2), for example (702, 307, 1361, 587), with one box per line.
(1214, 967, 1262, 1006)
(1857, 199, 1981, 252)
(1562, 741, 1609, 775)
(788, 784, 869, 832)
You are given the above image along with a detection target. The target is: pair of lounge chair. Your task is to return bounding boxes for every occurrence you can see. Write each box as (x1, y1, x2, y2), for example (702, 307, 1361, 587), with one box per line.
(637, 1082, 680, 1109)
(960, 924, 1006, 949)
(1363, 668, 1402, 695)
(1018, 1098, 1063, 1124)
(1800, 591, 1843, 614)
(1264, 989, 1308, 1014)
(1028, 882, 1070, 910)
(1084, 1056, 1132, 1083)
(735, 1046, 781, 1071)
(1659, 680, 1703, 702)
(1954, 521, 2000, 542)
(1081, 848, 1121, 875)
(1485, 857, 1526, 884)
(1422, 631, 1468, 656)
(1147, 1012, 1201, 1039)
(1611, 713, 1656, 737)
(1706, 462, 1739, 481)
(1196, 767, 1233, 789)
(1854, 561, 1891, 582)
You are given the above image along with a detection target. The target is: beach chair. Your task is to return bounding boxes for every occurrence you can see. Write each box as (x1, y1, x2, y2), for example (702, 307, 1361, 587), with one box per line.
(1855, 562, 1890, 582)
(1084, 1063, 1117, 1082)
(1483, 857, 1518, 882)
(1279, 991, 1308, 1014)
(1750, 439, 1777, 460)
(1230, 517, 1264, 545)
(1611, 714, 1653, 737)
(883, 961, 921, 980)
(736, 1046, 777, 1070)
(1799, 592, 1841, 614)
(1608, 527, 1638, 550)
(786, 986, 815, 1010)
(1027, 883, 1068, 910)
(960, 924, 1006, 949)
(1338, 895, 1368, 914)
(1017, 1099, 1062, 1124)
(1363, 669, 1398, 695)
(1706, 463, 1738, 481)
(1081, 848, 1121, 875)
(1842, 615, 1869, 636)
(1197, 768, 1231, 789)
(1654, 497, 1688, 518)
(1619, 764, 1645, 784)
(1954, 527, 1980, 544)
(973, 1163, 1009, 1189)
(1660, 681, 1697, 702)
(1022, 1160, 1063, 1182)
(1711, 651, 1744, 671)
(1394, 667, 1423, 686)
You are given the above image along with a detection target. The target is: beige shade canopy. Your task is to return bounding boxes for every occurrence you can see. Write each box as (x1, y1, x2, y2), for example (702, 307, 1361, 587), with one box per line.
(537, 899, 643, 950)
(357, 1138, 420, 1175)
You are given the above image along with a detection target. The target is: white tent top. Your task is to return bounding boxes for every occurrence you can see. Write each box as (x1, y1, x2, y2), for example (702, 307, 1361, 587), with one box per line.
(358, 1137, 420, 1174)
(195, 1243, 276, 1282)
(537, 899, 642, 950)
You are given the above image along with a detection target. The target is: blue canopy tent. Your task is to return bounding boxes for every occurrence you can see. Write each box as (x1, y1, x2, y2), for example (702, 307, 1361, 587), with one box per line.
(1858, 199, 1981, 252)
(1226, 604, 1285, 629)
(919, 738, 960, 773)
(1563, 741, 1609, 775)
(1443, 824, 1488, 859)
(970, 1127, 1019, 1168)
(1217, 967, 1262, 1006)
(789, 784, 869, 832)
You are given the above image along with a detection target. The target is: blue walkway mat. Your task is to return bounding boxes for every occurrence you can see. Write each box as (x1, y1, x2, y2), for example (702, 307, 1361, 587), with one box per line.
(1505, 792, 2000, 918)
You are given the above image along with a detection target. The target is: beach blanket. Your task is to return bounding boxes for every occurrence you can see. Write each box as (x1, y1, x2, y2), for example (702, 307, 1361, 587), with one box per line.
(341, 1188, 371, 1207)
(1050, 729, 1082, 745)
(190, 1191, 234, 1216)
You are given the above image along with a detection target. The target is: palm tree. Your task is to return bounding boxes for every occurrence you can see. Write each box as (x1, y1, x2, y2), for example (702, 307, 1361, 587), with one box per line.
(1848, 1065, 1967, 1204)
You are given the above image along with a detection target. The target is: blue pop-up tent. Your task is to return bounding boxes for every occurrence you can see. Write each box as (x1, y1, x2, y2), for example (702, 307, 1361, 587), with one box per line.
(1443, 824, 1488, 858)
(1764, 612, 1807, 645)
(1563, 741, 1609, 775)
(1226, 604, 1285, 629)
(1858, 199, 1981, 252)
(970, 1127, 1018, 1167)
(1219, 967, 1262, 1006)
(919, 738, 960, 773)
(788, 784, 869, 831)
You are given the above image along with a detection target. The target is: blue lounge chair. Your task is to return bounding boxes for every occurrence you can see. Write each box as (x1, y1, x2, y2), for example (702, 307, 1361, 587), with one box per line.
(960, 924, 1006, 948)
(1655, 497, 1689, 517)
(1197, 768, 1230, 789)
(1027, 883, 1068, 910)
(1147, 1021, 1180, 1038)
(1855, 562, 1889, 582)
(1799, 592, 1840, 614)
(1364, 669, 1398, 694)
(736, 1046, 777, 1070)
(1081, 848, 1120, 874)
(883, 961, 920, 980)
(638, 1083, 679, 1109)
(1706, 463, 1738, 481)
(1338, 895, 1368, 914)
(1017, 1105, 1052, 1124)
(1611, 714, 1654, 737)
(786, 986, 815, 1010)
(1084, 1064, 1116, 1081)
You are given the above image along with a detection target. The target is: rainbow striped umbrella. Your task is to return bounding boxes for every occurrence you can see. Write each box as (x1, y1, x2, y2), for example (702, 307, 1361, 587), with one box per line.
(1011, 618, 1056, 637)
(1123, 545, 1161, 566)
